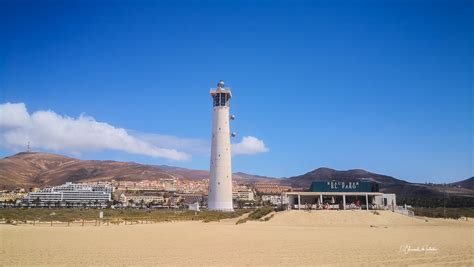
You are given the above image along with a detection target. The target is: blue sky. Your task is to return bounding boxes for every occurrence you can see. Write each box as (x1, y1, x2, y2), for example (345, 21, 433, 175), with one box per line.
(0, 0, 472, 183)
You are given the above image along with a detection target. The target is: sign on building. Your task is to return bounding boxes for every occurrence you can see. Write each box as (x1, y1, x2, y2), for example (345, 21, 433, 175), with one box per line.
(309, 181, 379, 193)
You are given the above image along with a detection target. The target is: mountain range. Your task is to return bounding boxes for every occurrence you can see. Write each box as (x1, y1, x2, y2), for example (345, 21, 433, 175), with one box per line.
(1, 152, 473, 201)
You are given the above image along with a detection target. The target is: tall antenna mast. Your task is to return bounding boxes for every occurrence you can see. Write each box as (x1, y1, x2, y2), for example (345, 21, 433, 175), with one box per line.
(27, 141, 30, 152)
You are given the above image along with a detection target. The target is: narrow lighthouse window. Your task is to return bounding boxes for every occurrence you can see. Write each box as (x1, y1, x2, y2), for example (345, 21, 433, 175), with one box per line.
(220, 94, 226, 106)
(214, 94, 220, 106)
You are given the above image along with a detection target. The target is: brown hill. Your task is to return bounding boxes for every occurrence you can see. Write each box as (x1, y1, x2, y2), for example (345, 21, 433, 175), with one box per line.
(287, 167, 407, 186)
(286, 167, 409, 194)
(157, 167, 283, 183)
(450, 177, 474, 190)
(0, 152, 273, 189)
(0, 152, 75, 189)
(157, 165, 210, 181)
(286, 167, 474, 199)
(1, 152, 473, 203)
(233, 172, 287, 185)
(0, 152, 183, 189)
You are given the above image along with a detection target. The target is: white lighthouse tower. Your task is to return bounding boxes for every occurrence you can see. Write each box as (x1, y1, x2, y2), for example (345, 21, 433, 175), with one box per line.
(208, 80, 234, 211)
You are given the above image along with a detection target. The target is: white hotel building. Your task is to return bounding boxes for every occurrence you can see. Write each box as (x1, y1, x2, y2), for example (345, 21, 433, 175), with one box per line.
(27, 182, 113, 205)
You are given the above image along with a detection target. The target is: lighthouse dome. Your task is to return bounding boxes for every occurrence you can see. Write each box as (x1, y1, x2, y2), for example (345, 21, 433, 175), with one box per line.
(218, 80, 225, 88)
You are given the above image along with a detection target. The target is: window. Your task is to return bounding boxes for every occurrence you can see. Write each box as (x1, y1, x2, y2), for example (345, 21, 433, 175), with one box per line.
(213, 93, 229, 107)
(213, 94, 220, 106)
(220, 94, 226, 106)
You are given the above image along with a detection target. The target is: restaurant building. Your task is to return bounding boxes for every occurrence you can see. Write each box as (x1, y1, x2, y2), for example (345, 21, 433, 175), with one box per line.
(284, 181, 396, 210)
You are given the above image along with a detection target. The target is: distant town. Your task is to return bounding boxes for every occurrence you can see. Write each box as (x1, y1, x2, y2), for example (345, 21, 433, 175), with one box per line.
(0, 177, 296, 209)
(0, 176, 408, 214)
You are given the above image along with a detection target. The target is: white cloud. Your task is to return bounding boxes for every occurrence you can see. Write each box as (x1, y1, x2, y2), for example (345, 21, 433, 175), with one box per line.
(232, 136, 269, 155)
(0, 103, 270, 160)
(0, 103, 190, 161)
(132, 132, 210, 156)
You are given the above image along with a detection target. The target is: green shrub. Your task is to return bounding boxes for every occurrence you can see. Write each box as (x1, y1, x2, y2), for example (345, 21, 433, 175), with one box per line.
(261, 214, 274, 221)
(247, 206, 274, 221)
(0, 208, 248, 224)
(235, 218, 247, 224)
(412, 207, 473, 219)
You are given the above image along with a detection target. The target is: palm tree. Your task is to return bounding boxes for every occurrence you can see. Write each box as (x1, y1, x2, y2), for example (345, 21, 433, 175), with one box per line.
(237, 200, 244, 209)
(33, 197, 41, 207)
(178, 198, 185, 209)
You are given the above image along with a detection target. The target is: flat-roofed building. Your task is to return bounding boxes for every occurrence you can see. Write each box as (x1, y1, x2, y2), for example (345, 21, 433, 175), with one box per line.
(179, 193, 203, 205)
(120, 193, 165, 206)
(261, 194, 283, 206)
(285, 181, 396, 211)
(233, 188, 255, 201)
(27, 182, 113, 206)
(254, 183, 291, 194)
(0, 191, 27, 203)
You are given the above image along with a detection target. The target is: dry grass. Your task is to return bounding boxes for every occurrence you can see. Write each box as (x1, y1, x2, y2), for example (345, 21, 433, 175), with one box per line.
(0, 208, 248, 223)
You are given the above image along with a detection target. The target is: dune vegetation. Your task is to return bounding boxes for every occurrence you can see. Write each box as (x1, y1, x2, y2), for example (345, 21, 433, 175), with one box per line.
(0, 208, 249, 224)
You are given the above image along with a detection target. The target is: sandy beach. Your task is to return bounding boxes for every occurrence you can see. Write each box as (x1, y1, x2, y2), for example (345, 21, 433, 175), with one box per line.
(1, 210, 473, 266)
